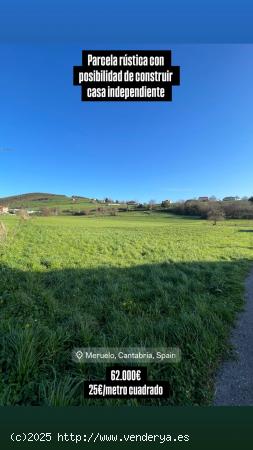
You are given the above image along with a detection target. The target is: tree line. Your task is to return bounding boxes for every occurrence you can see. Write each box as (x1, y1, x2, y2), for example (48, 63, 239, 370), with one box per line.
(167, 198, 253, 222)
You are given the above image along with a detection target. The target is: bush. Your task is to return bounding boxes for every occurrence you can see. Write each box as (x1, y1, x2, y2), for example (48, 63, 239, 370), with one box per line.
(169, 200, 253, 220)
(17, 209, 29, 220)
(41, 208, 59, 216)
(72, 210, 89, 216)
(222, 201, 253, 219)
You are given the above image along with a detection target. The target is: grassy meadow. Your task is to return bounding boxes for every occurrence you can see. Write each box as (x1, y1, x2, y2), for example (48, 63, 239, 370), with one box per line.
(0, 212, 253, 405)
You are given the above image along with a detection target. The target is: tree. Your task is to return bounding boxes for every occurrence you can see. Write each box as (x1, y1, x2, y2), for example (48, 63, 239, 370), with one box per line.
(161, 200, 171, 208)
(148, 199, 156, 210)
(248, 196, 253, 203)
(207, 205, 225, 225)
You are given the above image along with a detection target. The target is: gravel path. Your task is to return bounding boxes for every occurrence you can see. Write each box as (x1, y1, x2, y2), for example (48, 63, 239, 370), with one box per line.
(214, 268, 253, 405)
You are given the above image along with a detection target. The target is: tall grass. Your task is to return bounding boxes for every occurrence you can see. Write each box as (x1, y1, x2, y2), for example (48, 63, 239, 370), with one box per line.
(0, 222, 7, 244)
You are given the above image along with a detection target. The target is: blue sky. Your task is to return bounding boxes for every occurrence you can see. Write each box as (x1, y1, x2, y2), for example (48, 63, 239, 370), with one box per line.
(0, 44, 253, 202)
(1, 1, 252, 43)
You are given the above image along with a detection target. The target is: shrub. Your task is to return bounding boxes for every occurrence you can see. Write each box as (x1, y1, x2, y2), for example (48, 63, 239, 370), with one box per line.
(72, 210, 89, 216)
(17, 209, 29, 220)
(41, 208, 59, 216)
(170, 200, 253, 220)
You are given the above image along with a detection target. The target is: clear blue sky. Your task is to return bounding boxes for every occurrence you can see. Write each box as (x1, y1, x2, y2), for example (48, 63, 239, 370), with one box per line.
(0, 44, 253, 202)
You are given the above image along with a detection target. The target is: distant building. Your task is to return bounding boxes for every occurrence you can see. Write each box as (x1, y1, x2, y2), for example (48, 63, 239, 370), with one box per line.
(198, 197, 209, 202)
(223, 196, 240, 202)
(127, 201, 138, 205)
(0, 206, 8, 214)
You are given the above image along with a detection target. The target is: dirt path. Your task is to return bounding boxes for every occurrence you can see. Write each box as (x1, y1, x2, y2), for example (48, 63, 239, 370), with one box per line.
(214, 268, 253, 405)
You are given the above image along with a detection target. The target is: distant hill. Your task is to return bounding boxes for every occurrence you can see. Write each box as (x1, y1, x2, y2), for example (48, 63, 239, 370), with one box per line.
(0, 192, 95, 210)
(0, 193, 67, 203)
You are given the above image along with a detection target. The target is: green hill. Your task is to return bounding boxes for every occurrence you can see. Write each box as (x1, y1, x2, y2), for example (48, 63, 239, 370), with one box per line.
(0, 192, 95, 211)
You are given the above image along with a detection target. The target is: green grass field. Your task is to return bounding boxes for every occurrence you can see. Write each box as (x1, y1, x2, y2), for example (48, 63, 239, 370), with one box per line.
(0, 213, 253, 405)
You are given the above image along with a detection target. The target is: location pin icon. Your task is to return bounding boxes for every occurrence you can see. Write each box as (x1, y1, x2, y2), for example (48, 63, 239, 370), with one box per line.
(76, 350, 83, 360)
